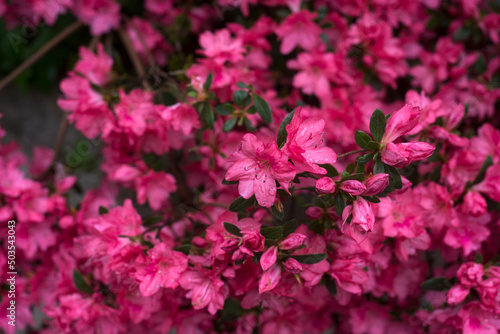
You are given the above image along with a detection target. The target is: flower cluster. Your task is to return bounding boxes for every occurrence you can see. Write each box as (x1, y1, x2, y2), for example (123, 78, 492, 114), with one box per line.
(1, 0, 500, 333)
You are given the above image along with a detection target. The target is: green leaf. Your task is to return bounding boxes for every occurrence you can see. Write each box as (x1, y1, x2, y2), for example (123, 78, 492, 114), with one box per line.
(143, 215, 163, 227)
(233, 90, 251, 109)
(341, 173, 365, 182)
(224, 222, 242, 237)
(246, 105, 257, 114)
(324, 275, 337, 296)
(472, 156, 493, 185)
(356, 153, 375, 164)
(271, 205, 284, 221)
(474, 253, 484, 264)
(370, 108, 386, 142)
(291, 253, 327, 264)
(201, 102, 214, 129)
(244, 118, 256, 132)
(221, 298, 244, 322)
(175, 244, 191, 255)
(236, 81, 249, 89)
(260, 226, 283, 240)
(373, 159, 385, 175)
(277, 110, 296, 148)
(361, 196, 381, 203)
(333, 194, 346, 216)
(319, 164, 339, 177)
(385, 164, 403, 190)
(229, 196, 255, 212)
(422, 277, 451, 291)
(355, 163, 365, 174)
(98, 206, 109, 215)
(223, 118, 237, 132)
(322, 194, 335, 207)
(203, 73, 213, 92)
(283, 219, 299, 238)
(73, 269, 93, 294)
(346, 163, 355, 174)
(214, 103, 235, 115)
(253, 94, 273, 124)
(355, 130, 372, 150)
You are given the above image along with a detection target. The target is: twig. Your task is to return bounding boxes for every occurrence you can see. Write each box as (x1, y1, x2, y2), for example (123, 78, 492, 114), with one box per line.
(117, 25, 151, 90)
(0, 21, 83, 91)
(337, 149, 368, 159)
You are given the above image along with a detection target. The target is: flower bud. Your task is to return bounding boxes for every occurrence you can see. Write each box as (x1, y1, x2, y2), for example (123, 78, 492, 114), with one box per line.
(363, 173, 389, 196)
(462, 191, 487, 217)
(220, 238, 240, 252)
(447, 285, 470, 305)
(231, 249, 246, 262)
(305, 206, 323, 220)
(457, 262, 483, 287)
(283, 258, 303, 274)
(399, 142, 435, 161)
(260, 246, 278, 271)
(192, 236, 209, 248)
(259, 263, 282, 294)
(242, 230, 265, 252)
(381, 104, 421, 145)
(279, 233, 307, 250)
(351, 198, 374, 232)
(381, 142, 410, 168)
(315, 177, 336, 194)
(339, 180, 366, 195)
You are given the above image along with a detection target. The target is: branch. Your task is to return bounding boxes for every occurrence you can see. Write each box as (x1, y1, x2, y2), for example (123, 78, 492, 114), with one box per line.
(117, 25, 152, 90)
(337, 149, 368, 159)
(0, 21, 83, 91)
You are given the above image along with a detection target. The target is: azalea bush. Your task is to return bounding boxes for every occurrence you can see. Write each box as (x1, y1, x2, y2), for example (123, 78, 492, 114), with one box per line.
(1, 0, 500, 333)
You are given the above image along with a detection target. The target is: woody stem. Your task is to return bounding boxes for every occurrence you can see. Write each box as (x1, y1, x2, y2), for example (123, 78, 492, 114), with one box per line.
(337, 149, 368, 159)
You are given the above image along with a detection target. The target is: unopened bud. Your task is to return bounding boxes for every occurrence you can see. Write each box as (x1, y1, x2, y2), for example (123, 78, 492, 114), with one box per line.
(221, 238, 240, 252)
(279, 233, 307, 250)
(339, 180, 366, 196)
(260, 246, 278, 271)
(316, 177, 336, 194)
(283, 258, 303, 274)
(363, 173, 389, 196)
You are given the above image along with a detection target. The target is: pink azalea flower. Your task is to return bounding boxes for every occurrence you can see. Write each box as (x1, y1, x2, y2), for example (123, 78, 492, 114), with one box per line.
(72, 0, 121, 36)
(179, 267, 226, 315)
(282, 107, 337, 174)
(136, 170, 177, 211)
(473, 165, 500, 203)
(225, 133, 296, 207)
(379, 104, 435, 168)
(198, 29, 245, 65)
(74, 43, 113, 86)
(330, 258, 368, 294)
(275, 10, 322, 55)
(443, 210, 491, 256)
(126, 17, 172, 66)
(135, 243, 188, 297)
